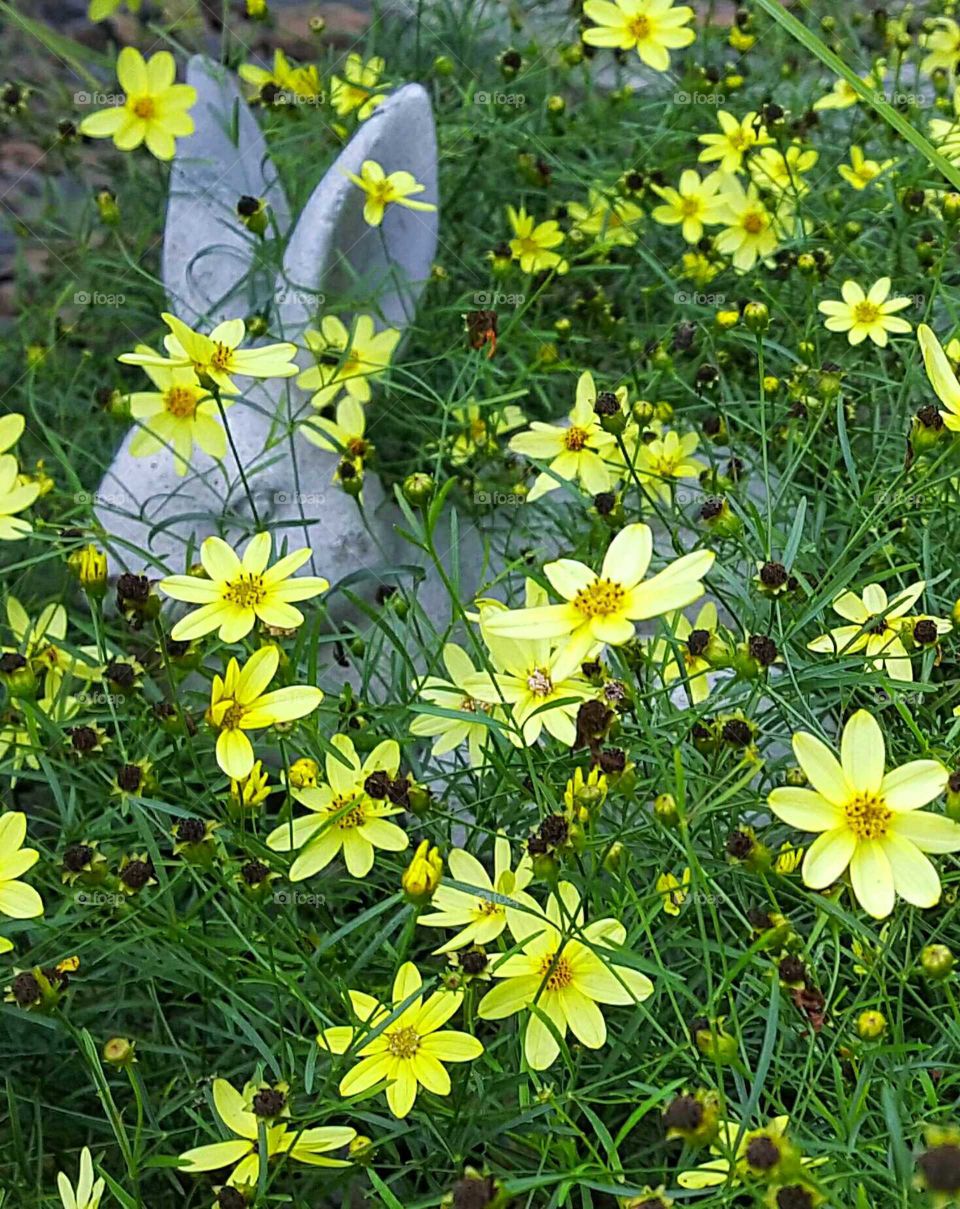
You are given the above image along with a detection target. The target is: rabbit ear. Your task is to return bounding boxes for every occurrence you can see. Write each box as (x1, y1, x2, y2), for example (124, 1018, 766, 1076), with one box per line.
(163, 55, 291, 326)
(274, 83, 438, 341)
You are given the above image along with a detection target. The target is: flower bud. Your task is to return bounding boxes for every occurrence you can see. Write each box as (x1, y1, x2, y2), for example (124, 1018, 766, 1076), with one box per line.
(402, 840, 443, 903)
(402, 471, 436, 507)
(857, 1009, 886, 1040)
(103, 1036, 137, 1066)
(921, 943, 955, 981)
(68, 544, 108, 595)
(742, 301, 770, 333)
(654, 792, 679, 826)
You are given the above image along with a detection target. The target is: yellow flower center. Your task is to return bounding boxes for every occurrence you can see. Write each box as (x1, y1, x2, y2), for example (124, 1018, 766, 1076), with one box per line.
(852, 301, 881, 325)
(347, 437, 368, 458)
(367, 179, 397, 207)
(164, 386, 199, 418)
(564, 426, 589, 451)
(526, 668, 554, 696)
(729, 130, 747, 151)
(210, 343, 234, 373)
(334, 796, 366, 829)
(628, 14, 652, 40)
(132, 96, 156, 120)
(470, 418, 488, 442)
(386, 1026, 421, 1058)
(845, 792, 892, 840)
(680, 196, 701, 217)
(221, 702, 245, 730)
(538, 951, 574, 991)
(574, 578, 626, 618)
(743, 210, 766, 235)
(224, 573, 266, 608)
(515, 235, 541, 257)
(477, 898, 501, 917)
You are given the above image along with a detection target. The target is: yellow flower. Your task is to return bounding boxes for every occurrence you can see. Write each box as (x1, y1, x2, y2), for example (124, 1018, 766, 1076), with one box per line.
(651, 170, 725, 243)
(484, 522, 714, 664)
(697, 110, 771, 174)
(838, 145, 895, 190)
(507, 205, 566, 274)
(713, 177, 780, 272)
(567, 189, 643, 247)
(124, 349, 232, 476)
(266, 733, 407, 880)
(648, 601, 718, 705)
(238, 49, 322, 103)
(0, 413, 24, 455)
(807, 579, 946, 682)
(119, 313, 297, 393)
(330, 53, 386, 119)
(0, 812, 43, 953)
(921, 19, 960, 75)
(818, 278, 912, 346)
(918, 323, 960, 431)
(0, 455, 39, 541)
(769, 709, 960, 919)
(319, 962, 484, 1118)
(207, 646, 323, 780)
(4, 597, 100, 696)
(635, 429, 706, 502)
(656, 867, 690, 915)
(0, 695, 80, 775)
(230, 760, 272, 809)
(178, 1078, 354, 1187)
(301, 396, 370, 469)
(78, 48, 196, 161)
(88, 0, 141, 19)
(508, 371, 617, 502)
(749, 144, 818, 197)
(813, 66, 884, 111)
(477, 881, 654, 1070)
(565, 766, 608, 818)
(449, 401, 526, 465)
(160, 532, 328, 642)
(57, 1146, 104, 1209)
(344, 159, 435, 227)
(774, 842, 803, 875)
(679, 1115, 800, 1188)
(418, 835, 537, 953)
(582, 0, 696, 72)
(409, 643, 503, 767)
(930, 88, 960, 164)
(402, 840, 443, 902)
(297, 314, 399, 408)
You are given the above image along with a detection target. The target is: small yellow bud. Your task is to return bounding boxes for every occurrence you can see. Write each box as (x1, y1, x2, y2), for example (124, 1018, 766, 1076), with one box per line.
(402, 840, 443, 903)
(857, 1009, 886, 1040)
(68, 544, 108, 595)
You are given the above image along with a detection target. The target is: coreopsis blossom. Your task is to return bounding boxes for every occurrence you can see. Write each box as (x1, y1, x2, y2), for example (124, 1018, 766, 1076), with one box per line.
(818, 279, 912, 347)
(0, 455, 39, 541)
(477, 882, 654, 1070)
(507, 205, 566, 273)
(178, 1078, 354, 1186)
(301, 396, 370, 466)
(768, 709, 960, 919)
(266, 733, 408, 879)
(160, 533, 329, 642)
(409, 643, 504, 767)
(207, 646, 323, 779)
(635, 429, 706, 502)
(713, 178, 780, 272)
(57, 1147, 104, 1209)
(0, 812, 43, 953)
(749, 144, 818, 197)
(120, 314, 297, 393)
(0, 413, 24, 454)
(807, 580, 946, 682)
(4, 597, 99, 696)
(123, 350, 232, 475)
(318, 962, 483, 1118)
(930, 87, 960, 164)
(582, 0, 696, 72)
(918, 323, 960, 431)
(484, 523, 715, 664)
(330, 53, 386, 119)
(774, 843, 804, 875)
(697, 110, 771, 174)
(345, 160, 435, 227)
(238, 49, 322, 102)
(418, 837, 538, 952)
(567, 189, 643, 247)
(464, 632, 596, 747)
(297, 315, 400, 408)
(921, 18, 960, 75)
(650, 170, 725, 244)
(88, 0, 140, 19)
(679, 1115, 800, 1188)
(0, 695, 80, 775)
(508, 372, 617, 502)
(402, 840, 443, 902)
(648, 601, 718, 705)
(838, 145, 895, 190)
(656, 867, 690, 915)
(78, 49, 196, 161)
(448, 402, 526, 465)
(813, 66, 884, 111)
